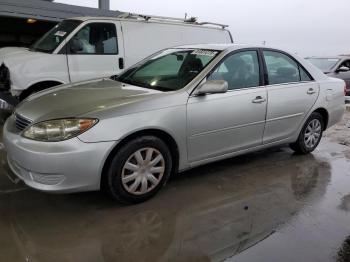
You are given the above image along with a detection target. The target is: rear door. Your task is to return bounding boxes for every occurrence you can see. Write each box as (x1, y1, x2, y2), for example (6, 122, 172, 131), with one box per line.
(67, 21, 124, 82)
(261, 49, 319, 144)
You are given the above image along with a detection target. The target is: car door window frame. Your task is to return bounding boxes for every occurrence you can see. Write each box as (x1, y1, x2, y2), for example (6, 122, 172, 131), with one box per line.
(60, 22, 119, 56)
(191, 48, 265, 96)
(259, 48, 314, 86)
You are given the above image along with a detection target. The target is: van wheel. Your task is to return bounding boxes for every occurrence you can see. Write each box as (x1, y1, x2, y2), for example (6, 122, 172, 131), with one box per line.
(19, 81, 62, 101)
(290, 112, 324, 154)
(105, 136, 172, 204)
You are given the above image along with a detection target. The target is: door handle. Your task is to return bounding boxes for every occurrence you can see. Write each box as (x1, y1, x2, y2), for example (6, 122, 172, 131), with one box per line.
(307, 88, 316, 95)
(252, 96, 266, 104)
(119, 57, 124, 70)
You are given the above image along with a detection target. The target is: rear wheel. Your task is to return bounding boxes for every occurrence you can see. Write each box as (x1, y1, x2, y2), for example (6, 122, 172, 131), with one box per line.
(105, 136, 172, 204)
(290, 112, 324, 154)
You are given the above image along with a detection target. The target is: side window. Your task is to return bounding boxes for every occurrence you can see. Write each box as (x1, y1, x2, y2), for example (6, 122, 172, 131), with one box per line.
(340, 60, 350, 69)
(300, 67, 312, 81)
(263, 51, 312, 84)
(208, 50, 260, 90)
(70, 23, 118, 54)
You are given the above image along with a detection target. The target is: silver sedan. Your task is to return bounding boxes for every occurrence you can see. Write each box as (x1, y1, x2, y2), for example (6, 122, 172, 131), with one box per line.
(3, 44, 345, 203)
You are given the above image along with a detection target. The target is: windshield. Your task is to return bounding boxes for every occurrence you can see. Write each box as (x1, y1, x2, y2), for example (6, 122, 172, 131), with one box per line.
(117, 48, 220, 91)
(306, 58, 340, 72)
(31, 20, 82, 53)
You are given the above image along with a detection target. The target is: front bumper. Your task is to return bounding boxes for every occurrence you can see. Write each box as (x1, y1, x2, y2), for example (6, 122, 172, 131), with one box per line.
(3, 116, 117, 193)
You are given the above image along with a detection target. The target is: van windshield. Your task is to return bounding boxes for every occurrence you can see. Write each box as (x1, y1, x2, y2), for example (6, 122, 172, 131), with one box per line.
(30, 20, 82, 53)
(117, 48, 219, 91)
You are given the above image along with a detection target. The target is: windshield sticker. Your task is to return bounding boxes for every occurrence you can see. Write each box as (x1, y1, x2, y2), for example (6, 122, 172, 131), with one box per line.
(191, 50, 218, 56)
(54, 31, 67, 37)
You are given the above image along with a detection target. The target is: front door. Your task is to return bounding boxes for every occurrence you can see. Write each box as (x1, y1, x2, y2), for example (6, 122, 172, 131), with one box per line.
(187, 50, 267, 163)
(67, 21, 124, 82)
(262, 50, 319, 144)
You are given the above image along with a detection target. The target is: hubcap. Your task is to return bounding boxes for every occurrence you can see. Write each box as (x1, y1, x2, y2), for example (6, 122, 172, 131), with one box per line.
(121, 148, 165, 195)
(304, 119, 322, 149)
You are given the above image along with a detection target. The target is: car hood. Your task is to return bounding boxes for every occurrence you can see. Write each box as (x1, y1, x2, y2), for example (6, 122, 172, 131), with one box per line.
(15, 78, 175, 123)
(0, 47, 49, 67)
(0, 47, 28, 60)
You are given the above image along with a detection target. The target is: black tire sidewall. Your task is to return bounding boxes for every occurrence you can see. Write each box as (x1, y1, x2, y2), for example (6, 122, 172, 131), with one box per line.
(106, 136, 172, 204)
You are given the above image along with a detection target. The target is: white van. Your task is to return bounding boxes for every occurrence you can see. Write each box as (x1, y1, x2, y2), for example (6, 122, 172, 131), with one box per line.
(0, 13, 232, 100)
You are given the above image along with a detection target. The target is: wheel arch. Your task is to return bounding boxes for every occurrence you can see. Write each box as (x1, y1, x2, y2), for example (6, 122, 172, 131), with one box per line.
(100, 128, 180, 190)
(313, 107, 329, 130)
(20, 80, 64, 100)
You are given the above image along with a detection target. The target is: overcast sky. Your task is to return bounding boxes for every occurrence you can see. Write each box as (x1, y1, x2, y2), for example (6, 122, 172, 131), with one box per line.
(55, 0, 350, 57)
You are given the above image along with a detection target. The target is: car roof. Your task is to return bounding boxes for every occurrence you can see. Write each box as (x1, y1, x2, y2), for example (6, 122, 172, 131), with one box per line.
(306, 56, 350, 60)
(174, 43, 267, 51)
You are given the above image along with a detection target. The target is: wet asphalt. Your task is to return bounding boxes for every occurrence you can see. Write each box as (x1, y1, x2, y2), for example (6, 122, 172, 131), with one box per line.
(0, 110, 349, 262)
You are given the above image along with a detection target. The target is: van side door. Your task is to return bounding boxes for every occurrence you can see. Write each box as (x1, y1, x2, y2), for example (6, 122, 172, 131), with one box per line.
(66, 21, 124, 82)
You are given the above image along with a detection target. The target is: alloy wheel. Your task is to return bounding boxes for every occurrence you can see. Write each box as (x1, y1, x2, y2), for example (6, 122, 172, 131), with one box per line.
(304, 119, 322, 149)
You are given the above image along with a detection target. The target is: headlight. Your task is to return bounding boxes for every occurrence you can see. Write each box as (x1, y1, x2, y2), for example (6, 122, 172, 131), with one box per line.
(22, 118, 98, 142)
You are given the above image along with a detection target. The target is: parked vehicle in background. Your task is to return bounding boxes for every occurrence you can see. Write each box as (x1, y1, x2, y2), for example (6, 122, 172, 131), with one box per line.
(3, 44, 345, 203)
(0, 13, 232, 101)
(306, 56, 350, 95)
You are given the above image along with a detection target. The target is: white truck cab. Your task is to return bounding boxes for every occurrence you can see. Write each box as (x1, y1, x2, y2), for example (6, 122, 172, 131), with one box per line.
(0, 13, 232, 101)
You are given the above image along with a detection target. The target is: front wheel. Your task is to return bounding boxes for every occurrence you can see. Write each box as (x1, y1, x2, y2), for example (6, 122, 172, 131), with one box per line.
(290, 112, 324, 154)
(105, 136, 172, 204)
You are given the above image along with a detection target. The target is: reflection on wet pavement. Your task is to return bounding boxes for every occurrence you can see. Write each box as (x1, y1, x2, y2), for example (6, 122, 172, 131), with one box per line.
(0, 123, 350, 261)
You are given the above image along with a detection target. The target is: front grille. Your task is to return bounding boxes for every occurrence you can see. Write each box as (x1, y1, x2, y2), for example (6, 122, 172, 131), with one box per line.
(15, 113, 32, 131)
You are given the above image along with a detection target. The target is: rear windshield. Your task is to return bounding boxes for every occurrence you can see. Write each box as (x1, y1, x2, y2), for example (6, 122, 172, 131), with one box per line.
(30, 20, 82, 53)
(117, 48, 219, 91)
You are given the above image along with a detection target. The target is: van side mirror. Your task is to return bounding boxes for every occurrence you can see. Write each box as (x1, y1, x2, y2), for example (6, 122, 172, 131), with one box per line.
(194, 80, 228, 95)
(336, 66, 350, 73)
(70, 38, 83, 53)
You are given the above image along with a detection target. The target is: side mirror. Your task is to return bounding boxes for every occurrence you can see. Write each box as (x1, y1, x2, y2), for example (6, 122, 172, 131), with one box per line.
(336, 66, 350, 73)
(70, 38, 83, 53)
(195, 80, 228, 95)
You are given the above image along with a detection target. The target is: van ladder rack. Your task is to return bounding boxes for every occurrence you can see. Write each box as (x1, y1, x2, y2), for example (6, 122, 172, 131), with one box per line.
(117, 12, 229, 29)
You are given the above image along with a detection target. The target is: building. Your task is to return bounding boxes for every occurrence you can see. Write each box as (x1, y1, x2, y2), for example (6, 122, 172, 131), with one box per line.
(0, 0, 120, 47)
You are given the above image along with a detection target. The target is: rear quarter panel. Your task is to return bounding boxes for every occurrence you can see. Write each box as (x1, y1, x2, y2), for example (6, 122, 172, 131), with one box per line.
(316, 77, 345, 128)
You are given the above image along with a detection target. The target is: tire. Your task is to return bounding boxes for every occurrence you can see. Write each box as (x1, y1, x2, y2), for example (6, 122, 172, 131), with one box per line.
(290, 112, 324, 154)
(19, 82, 61, 101)
(104, 136, 172, 204)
